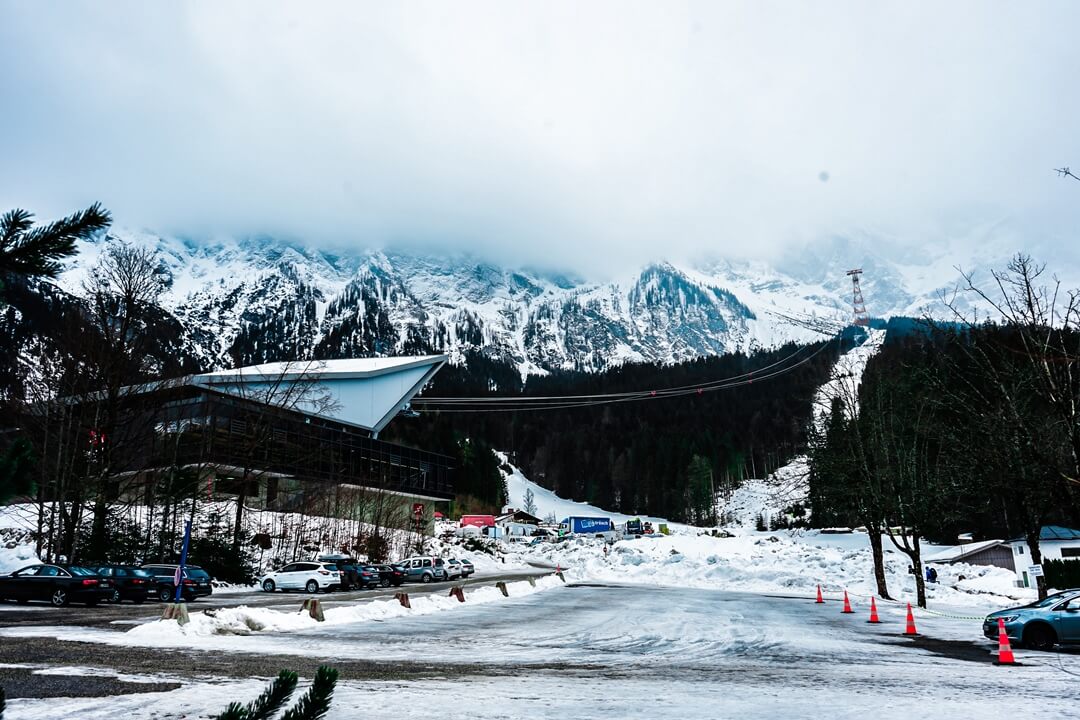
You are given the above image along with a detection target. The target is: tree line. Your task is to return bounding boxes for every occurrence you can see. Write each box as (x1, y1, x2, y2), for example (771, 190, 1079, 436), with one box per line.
(808, 255, 1080, 605)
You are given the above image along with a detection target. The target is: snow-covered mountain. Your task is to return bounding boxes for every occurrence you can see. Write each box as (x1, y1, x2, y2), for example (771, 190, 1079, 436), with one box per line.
(48, 228, 1044, 375)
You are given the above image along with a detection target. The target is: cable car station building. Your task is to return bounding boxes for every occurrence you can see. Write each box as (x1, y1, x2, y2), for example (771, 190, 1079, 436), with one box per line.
(97, 356, 454, 530)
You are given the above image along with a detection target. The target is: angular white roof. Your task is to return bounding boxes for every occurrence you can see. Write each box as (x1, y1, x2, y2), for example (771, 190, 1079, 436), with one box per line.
(193, 355, 447, 434)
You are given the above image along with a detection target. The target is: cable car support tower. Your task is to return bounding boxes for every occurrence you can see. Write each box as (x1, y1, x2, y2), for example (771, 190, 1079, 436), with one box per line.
(846, 268, 870, 327)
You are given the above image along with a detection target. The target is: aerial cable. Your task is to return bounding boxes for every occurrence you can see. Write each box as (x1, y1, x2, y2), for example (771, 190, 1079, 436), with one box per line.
(415, 336, 837, 413)
(412, 341, 820, 405)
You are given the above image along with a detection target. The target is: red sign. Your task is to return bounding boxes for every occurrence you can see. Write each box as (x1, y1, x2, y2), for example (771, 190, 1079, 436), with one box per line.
(412, 503, 425, 517)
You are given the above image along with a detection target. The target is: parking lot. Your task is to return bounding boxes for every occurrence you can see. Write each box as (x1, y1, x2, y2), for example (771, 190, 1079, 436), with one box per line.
(0, 567, 552, 630)
(3, 584, 1080, 719)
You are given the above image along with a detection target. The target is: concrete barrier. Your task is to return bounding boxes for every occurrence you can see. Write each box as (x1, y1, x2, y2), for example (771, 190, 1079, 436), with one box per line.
(300, 598, 325, 621)
(161, 602, 190, 625)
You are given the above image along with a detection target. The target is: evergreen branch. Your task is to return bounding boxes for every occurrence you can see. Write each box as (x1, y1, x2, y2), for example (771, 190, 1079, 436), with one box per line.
(244, 669, 299, 720)
(1, 202, 111, 279)
(0, 208, 34, 249)
(280, 666, 339, 720)
(214, 703, 247, 720)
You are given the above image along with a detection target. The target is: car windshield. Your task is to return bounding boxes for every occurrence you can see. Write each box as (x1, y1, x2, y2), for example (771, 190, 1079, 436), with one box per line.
(1027, 591, 1080, 608)
(322, 564, 338, 571)
(131, 568, 153, 578)
(68, 566, 96, 576)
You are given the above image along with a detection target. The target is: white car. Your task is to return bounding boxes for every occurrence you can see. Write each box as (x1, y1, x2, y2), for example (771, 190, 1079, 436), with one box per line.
(260, 561, 342, 594)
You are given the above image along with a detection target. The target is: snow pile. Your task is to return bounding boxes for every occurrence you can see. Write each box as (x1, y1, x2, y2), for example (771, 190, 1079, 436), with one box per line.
(538, 529, 1029, 609)
(127, 575, 565, 641)
(0, 528, 40, 573)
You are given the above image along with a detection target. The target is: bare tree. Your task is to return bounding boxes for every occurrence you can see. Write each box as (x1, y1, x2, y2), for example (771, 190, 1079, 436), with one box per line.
(941, 254, 1080, 598)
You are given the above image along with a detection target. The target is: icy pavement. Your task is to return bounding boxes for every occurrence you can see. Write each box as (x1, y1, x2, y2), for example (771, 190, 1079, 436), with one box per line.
(3, 584, 1077, 719)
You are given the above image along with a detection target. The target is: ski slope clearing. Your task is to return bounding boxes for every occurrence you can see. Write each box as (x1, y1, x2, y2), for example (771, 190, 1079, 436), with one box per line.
(500, 451, 676, 528)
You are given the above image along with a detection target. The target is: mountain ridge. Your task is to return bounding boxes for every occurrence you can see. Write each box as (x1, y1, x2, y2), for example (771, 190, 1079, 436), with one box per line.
(37, 228, 1050, 377)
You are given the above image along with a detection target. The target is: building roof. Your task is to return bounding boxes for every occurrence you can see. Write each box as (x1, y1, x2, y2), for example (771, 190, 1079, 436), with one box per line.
(924, 539, 1006, 564)
(192, 355, 447, 435)
(1006, 525, 1080, 543)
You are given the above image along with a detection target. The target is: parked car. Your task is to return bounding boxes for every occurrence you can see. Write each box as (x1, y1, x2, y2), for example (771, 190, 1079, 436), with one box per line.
(141, 564, 215, 602)
(444, 559, 463, 581)
(983, 588, 1080, 650)
(398, 556, 448, 583)
(95, 565, 154, 604)
(353, 565, 384, 589)
(458, 559, 475, 578)
(318, 554, 360, 590)
(259, 561, 343, 594)
(0, 564, 112, 607)
(372, 564, 406, 587)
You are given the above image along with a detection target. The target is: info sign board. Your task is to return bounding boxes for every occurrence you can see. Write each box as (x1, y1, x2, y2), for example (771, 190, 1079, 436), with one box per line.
(1028, 564, 1045, 578)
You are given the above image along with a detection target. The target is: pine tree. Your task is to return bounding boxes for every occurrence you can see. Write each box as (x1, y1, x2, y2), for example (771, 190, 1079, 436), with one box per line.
(0, 203, 111, 291)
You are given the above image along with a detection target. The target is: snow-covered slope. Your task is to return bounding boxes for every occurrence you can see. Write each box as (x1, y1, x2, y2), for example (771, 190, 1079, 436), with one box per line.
(494, 451, 1029, 608)
(715, 327, 886, 528)
(499, 452, 675, 527)
(39, 227, 1036, 377)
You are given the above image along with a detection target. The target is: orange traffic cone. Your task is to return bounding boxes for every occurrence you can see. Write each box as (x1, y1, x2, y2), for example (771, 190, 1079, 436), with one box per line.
(841, 590, 854, 614)
(867, 596, 881, 624)
(993, 618, 1017, 665)
(903, 603, 918, 636)
(815, 585, 824, 604)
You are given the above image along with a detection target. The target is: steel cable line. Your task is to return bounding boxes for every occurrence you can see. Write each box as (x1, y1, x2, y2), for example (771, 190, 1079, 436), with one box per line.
(412, 341, 824, 406)
(416, 336, 838, 413)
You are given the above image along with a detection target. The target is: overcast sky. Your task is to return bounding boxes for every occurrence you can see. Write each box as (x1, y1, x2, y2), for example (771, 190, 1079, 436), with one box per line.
(2, 1, 1079, 273)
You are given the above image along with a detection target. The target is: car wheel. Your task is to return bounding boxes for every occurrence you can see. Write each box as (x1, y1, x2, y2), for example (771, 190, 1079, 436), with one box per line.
(380, 578, 390, 588)
(305, 580, 319, 594)
(421, 573, 433, 583)
(158, 586, 174, 602)
(262, 580, 276, 593)
(51, 588, 69, 607)
(1023, 624, 1057, 651)
(109, 589, 121, 604)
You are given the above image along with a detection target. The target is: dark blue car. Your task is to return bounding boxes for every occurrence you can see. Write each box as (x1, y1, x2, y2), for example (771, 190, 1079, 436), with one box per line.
(983, 588, 1080, 650)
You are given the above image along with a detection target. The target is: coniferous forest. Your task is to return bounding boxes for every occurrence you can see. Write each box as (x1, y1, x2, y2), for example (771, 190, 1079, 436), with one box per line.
(384, 339, 841, 522)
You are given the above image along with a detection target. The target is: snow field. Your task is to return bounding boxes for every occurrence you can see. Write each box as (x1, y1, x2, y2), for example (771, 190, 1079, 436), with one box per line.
(513, 528, 1032, 612)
